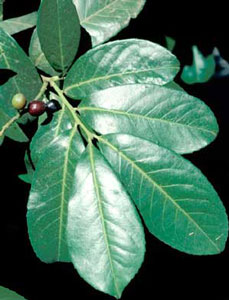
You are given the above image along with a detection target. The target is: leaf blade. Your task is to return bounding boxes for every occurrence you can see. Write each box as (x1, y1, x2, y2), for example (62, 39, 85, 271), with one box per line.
(0, 286, 26, 300)
(0, 12, 37, 35)
(37, 0, 81, 73)
(64, 39, 180, 99)
(67, 144, 145, 298)
(79, 84, 218, 154)
(74, 0, 146, 46)
(99, 134, 228, 255)
(27, 127, 85, 263)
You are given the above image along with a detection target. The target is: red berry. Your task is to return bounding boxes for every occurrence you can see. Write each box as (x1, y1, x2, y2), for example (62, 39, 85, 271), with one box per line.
(28, 100, 46, 116)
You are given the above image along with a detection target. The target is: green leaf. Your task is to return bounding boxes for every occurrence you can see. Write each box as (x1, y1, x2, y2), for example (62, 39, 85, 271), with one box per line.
(99, 134, 228, 255)
(67, 143, 145, 298)
(0, 106, 28, 143)
(30, 103, 75, 167)
(0, 12, 37, 35)
(0, 286, 26, 300)
(29, 29, 59, 76)
(64, 39, 180, 99)
(18, 151, 34, 184)
(0, 0, 3, 21)
(37, 0, 81, 73)
(79, 84, 218, 154)
(74, 0, 146, 47)
(165, 36, 176, 52)
(27, 126, 85, 263)
(0, 28, 42, 117)
(181, 45, 216, 84)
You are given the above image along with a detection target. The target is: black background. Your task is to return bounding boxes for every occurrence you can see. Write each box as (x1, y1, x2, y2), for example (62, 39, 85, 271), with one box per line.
(0, 1, 229, 300)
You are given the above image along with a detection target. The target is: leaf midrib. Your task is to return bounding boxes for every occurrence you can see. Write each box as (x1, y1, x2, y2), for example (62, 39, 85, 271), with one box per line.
(89, 143, 121, 298)
(79, 106, 217, 136)
(99, 136, 221, 252)
(64, 66, 179, 93)
(57, 124, 77, 259)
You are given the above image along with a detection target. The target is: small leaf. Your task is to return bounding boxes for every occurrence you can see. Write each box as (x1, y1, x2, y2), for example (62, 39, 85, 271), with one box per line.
(64, 39, 180, 99)
(0, 12, 37, 35)
(18, 151, 34, 184)
(99, 134, 228, 255)
(29, 29, 59, 76)
(213, 47, 229, 78)
(30, 103, 74, 167)
(0, 286, 27, 300)
(74, 0, 146, 47)
(67, 143, 145, 298)
(27, 126, 85, 263)
(0, 28, 42, 118)
(37, 0, 81, 73)
(0, 0, 3, 21)
(79, 84, 218, 154)
(181, 45, 216, 84)
(0, 105, 28, 143)
(165, 36, 176, 52)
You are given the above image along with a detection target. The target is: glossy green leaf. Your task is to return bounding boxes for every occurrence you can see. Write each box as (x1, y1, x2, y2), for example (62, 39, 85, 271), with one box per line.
(0, 286, 26, 300)
(181, 46, 216, 84)
(27, 126, 85, 263)
(79, 84, 218, 154)
(64, 39, 180, 99)
(165, 36, 176, 52)
(29, 29, 59, 76)
(0, 28, 41, 117)
(74, 0, 146, 47)
(99, 134, 228, 255)
(18, 151, 34, 184)
(37, 0, 81, 73)
(67, 144, 145, 298)
(0, 106, 28, 143)
(0, 12, 37, 35)
(30, 104, 74, 167)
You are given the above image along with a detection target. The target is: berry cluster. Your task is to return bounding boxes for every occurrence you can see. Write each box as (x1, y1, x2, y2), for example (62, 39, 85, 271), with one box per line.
(11, 93, 61, 116)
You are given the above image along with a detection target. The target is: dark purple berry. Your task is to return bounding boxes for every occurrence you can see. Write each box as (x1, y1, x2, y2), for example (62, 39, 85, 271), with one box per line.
(28, 100, 46, 116)
(46, 100, 61, 113)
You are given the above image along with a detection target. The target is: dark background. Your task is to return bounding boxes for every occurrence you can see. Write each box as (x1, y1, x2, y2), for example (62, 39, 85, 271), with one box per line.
(0, 1, 229, 300)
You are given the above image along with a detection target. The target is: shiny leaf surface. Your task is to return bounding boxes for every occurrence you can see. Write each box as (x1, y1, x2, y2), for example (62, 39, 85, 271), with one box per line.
(29, 29, 58, 76)
(0, 28, 41, 117)
(64, 39, 180, 99)
(67, 144, 145, 298)
(79, 84, 218, 154)
(181, 45, 216, 84)
(27, 127, 85, 262)
(99, 134, 228, 255)
(30, 104, 74, 166)
(74, 0, 146, 47)
(37, 0, 81, 73)
(0, 12, 37, 35)
(0, 286, 26, 300)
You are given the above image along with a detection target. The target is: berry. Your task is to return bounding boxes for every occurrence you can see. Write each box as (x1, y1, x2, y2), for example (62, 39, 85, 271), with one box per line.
(28, 100, 46, 116)
(46, 100, 61, 113)
(12, 93, 27, 110)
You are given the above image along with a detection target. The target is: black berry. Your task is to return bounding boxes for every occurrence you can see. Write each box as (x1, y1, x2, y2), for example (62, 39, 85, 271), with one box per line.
(46, 100, 61, 113)
(28, 100, 46, 116)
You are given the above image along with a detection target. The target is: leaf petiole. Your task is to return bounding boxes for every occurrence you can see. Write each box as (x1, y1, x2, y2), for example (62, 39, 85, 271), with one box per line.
(46, 77, 95, 142)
